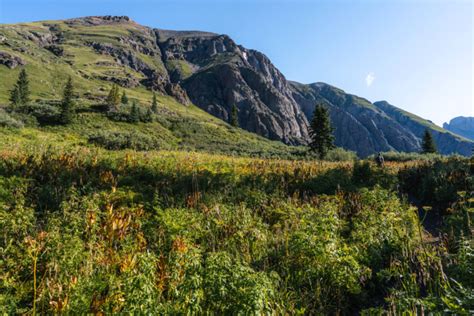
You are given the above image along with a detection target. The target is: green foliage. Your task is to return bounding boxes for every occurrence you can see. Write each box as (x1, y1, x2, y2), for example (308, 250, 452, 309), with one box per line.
(121, 90, 129, 104)
(88, 130, 161, 150)
(369, 151, 442, 162)
(9, 69, 30, 107)
(151, 92, 158, 114)
(21, 102, 61, 125)
(422, 129, 437, 154)
(309, 105, 335, 159)
(0, 109, 24, 128)
(398, 157, 472, 211)
(0, 146, 472, 314)
(324, 147, 357, 161)
(129, 101, 140, 123)
(59, 77, 75, 124)
(106, 84, 121, 110)
(143, 108, 154, 123)
(229, 104, 239, 127)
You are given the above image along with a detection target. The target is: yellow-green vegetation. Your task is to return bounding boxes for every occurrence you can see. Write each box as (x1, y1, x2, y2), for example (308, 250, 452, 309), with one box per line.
(166, 59, 194, 79)
(1, 18, 473, 315)
(0, 140, 472, 314)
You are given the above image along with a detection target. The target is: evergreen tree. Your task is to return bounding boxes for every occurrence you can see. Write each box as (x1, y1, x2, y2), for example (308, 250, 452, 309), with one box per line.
(229, 104, 239, 127)
(9, 69, 30, 107)
(9, 85, 20, 107)
(309, 105, 335, 159)
(144, 108, 153, 123)
(121, 90, 129, 104)
(130, 101, 140, 123)
(106, 84, 121, 110)
(59, 76, 75, 124)
(421, 129, 437, 154)
(151, 93, 158, 114)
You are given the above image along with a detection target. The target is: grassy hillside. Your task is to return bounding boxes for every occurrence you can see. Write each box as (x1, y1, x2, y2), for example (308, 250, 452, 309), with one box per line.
(0, 18, 313, 158)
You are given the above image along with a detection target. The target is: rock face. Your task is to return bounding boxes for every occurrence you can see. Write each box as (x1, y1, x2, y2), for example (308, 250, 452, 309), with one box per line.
(374, 101, 473, 156)
(155, 30, 309, 144)
(289, 82, 473, 156)
(290, 82, 421, 156)
(443, 117, 474, 141)
(0, 51, 25, 68)
(1, 15, 472, 155)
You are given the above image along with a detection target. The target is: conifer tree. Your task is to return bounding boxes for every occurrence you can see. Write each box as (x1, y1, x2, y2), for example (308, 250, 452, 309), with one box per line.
(9, 68, 30, 107)
(9, 85, 20, 107)
(421, 129, 437, 154)
(229, 104, 239, 127)
(309, 105, 335, 159)
(106, 84, 120, 110)
(151, 92, 158, 114)
(130, 101, 140, 123)
(144, 108, 153, 123)
(59, 76, 75, 124)
(121, 90, 129, 104)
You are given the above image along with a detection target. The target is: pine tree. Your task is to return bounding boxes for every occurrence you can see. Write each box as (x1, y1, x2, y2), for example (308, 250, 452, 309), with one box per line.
(309, 105, 335, 159)
(106, 84, 121, 110)
(9, 68, 30, 107)
(9, 85, 20, 107)
(59, 76, 75, 124)
(421, 129, 437, 154)
(151, 93, 158, 114)
(121, 90, 129, 104)
(144, 108, 153, 123)
(130, 101, 140, 123)
(229, 104, 239, 127)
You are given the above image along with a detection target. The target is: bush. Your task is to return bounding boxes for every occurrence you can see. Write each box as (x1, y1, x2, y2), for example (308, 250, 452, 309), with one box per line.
(324, 148, 357, 161)
(19, 103, 61, 124)
(106, 104, 153, 124)
(0, 109, 24, 128)
(88, 130, 161, 151)
(398, 157, 472, 210)
(369, 151, 442, 162)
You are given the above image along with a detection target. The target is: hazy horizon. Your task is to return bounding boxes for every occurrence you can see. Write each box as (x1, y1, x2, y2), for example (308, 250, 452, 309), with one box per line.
(1, 0, 472, 126)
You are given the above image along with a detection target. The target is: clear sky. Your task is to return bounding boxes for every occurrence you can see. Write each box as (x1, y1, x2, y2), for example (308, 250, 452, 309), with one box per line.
(0, 0, 472, 126)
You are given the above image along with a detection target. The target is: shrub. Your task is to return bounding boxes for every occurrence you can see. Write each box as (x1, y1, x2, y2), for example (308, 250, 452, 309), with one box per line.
(106, 104, 153, 123)
(369, 151, 442, 162)
(19, 103, 61, 124)
(325, 148, 357, 161)
(88, 130, 161, 151)
(0, 109, 24, 128)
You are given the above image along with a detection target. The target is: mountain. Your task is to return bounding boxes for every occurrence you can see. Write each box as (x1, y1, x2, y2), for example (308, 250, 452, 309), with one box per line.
(374, 101, 473, 156)
(0, 16, 472, 156)
(0, 16, 306, 158)
(291, 82, 421, 157)
(443, 117, 474, 141)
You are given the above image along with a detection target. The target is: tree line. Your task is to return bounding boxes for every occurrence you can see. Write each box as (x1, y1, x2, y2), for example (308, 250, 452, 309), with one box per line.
(8, 70, 160, 125)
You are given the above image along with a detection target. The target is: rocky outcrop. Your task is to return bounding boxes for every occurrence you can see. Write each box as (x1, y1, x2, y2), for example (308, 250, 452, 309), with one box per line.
(0, 51, 25, 68)
(44, 44, 64, 56)
(443, 117, 474, 141)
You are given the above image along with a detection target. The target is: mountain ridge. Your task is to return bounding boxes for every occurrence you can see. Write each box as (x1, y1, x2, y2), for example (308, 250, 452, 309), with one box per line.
(0, 15, 472, 156)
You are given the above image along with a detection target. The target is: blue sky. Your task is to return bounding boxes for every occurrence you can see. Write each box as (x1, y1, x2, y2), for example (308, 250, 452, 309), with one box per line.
(0, 0, 472, 126)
